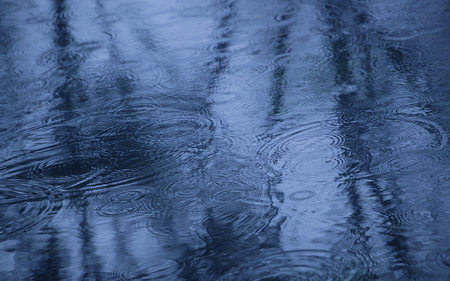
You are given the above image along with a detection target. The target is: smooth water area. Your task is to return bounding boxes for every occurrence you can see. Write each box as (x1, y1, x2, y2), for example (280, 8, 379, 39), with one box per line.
(1, 0, 449, 280)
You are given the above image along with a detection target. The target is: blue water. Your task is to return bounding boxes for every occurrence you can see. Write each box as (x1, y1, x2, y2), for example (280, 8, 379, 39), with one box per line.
(0, 0, 449, 280)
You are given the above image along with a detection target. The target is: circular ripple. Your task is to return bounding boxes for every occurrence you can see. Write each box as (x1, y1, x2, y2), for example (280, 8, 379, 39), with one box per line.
(362, 115, 447, 154)
(392, 117, 447, 149)
(140, 116, 214, 138)
(28, 156, 104, 185)
(99, 96, 160, 119)
(288, 190, 316, 201)
(377, 206, 433, 227)
(381, 95, 435, 117)
(198, 36, 252, 56)
(133, 113, 217, 155)
(289, 152, 345, 175)
(95, 69, 138, 92)
(157, 177, 201, 200)
(210, 169, 265, 199)
(383, 26, 447, 42)
(0, 142, 111, 196)
(258, 120, 337, 154)
(216, 248, 373, 281)
(257, 121, 341, 175)
(37, 42, 100, 70)
(95, 189, 148, 217)
(96, 205, 137, 217)
(328, 132, 346, 148)
(371, 153, 437, 176)
(42, 111, 84, 126)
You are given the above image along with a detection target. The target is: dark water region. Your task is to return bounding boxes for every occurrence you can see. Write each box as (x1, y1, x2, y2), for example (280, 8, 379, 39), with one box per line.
(0, 0, 449, 280)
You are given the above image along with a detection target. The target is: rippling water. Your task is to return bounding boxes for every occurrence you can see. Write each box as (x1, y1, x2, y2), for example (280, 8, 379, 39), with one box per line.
(0, 0, 449, 280)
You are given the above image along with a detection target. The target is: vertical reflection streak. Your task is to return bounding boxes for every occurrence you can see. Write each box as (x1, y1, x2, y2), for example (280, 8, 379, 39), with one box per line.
(51, 0, 103, 278)
(177, 1, 237, 279)
(322, 0, 414, 277)
(0, 0, 448, 279)
(261, 0, 297, 238)
(268, 1, 295, 120)
(32, 227, 63, 280)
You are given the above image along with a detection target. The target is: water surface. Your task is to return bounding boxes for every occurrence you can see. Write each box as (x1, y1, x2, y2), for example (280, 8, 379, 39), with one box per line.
(0, 0, 449, 280)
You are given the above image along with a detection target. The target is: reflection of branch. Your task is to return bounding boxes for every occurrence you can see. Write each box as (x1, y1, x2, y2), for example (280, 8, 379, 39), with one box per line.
(207, 0, 236, 91)
(52, 0, 80, 106)
(322, 0, 413, 275)
(94, 0, 136, 95)
(268, 1, 295, 118)
(52, 3, 104, 279)
(79, 203, 102, 280)
(264, 2, 296, 248)
(32, 227, 63, 280)
(53, 0, 72, 48)
(111, 216, 139, 271)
